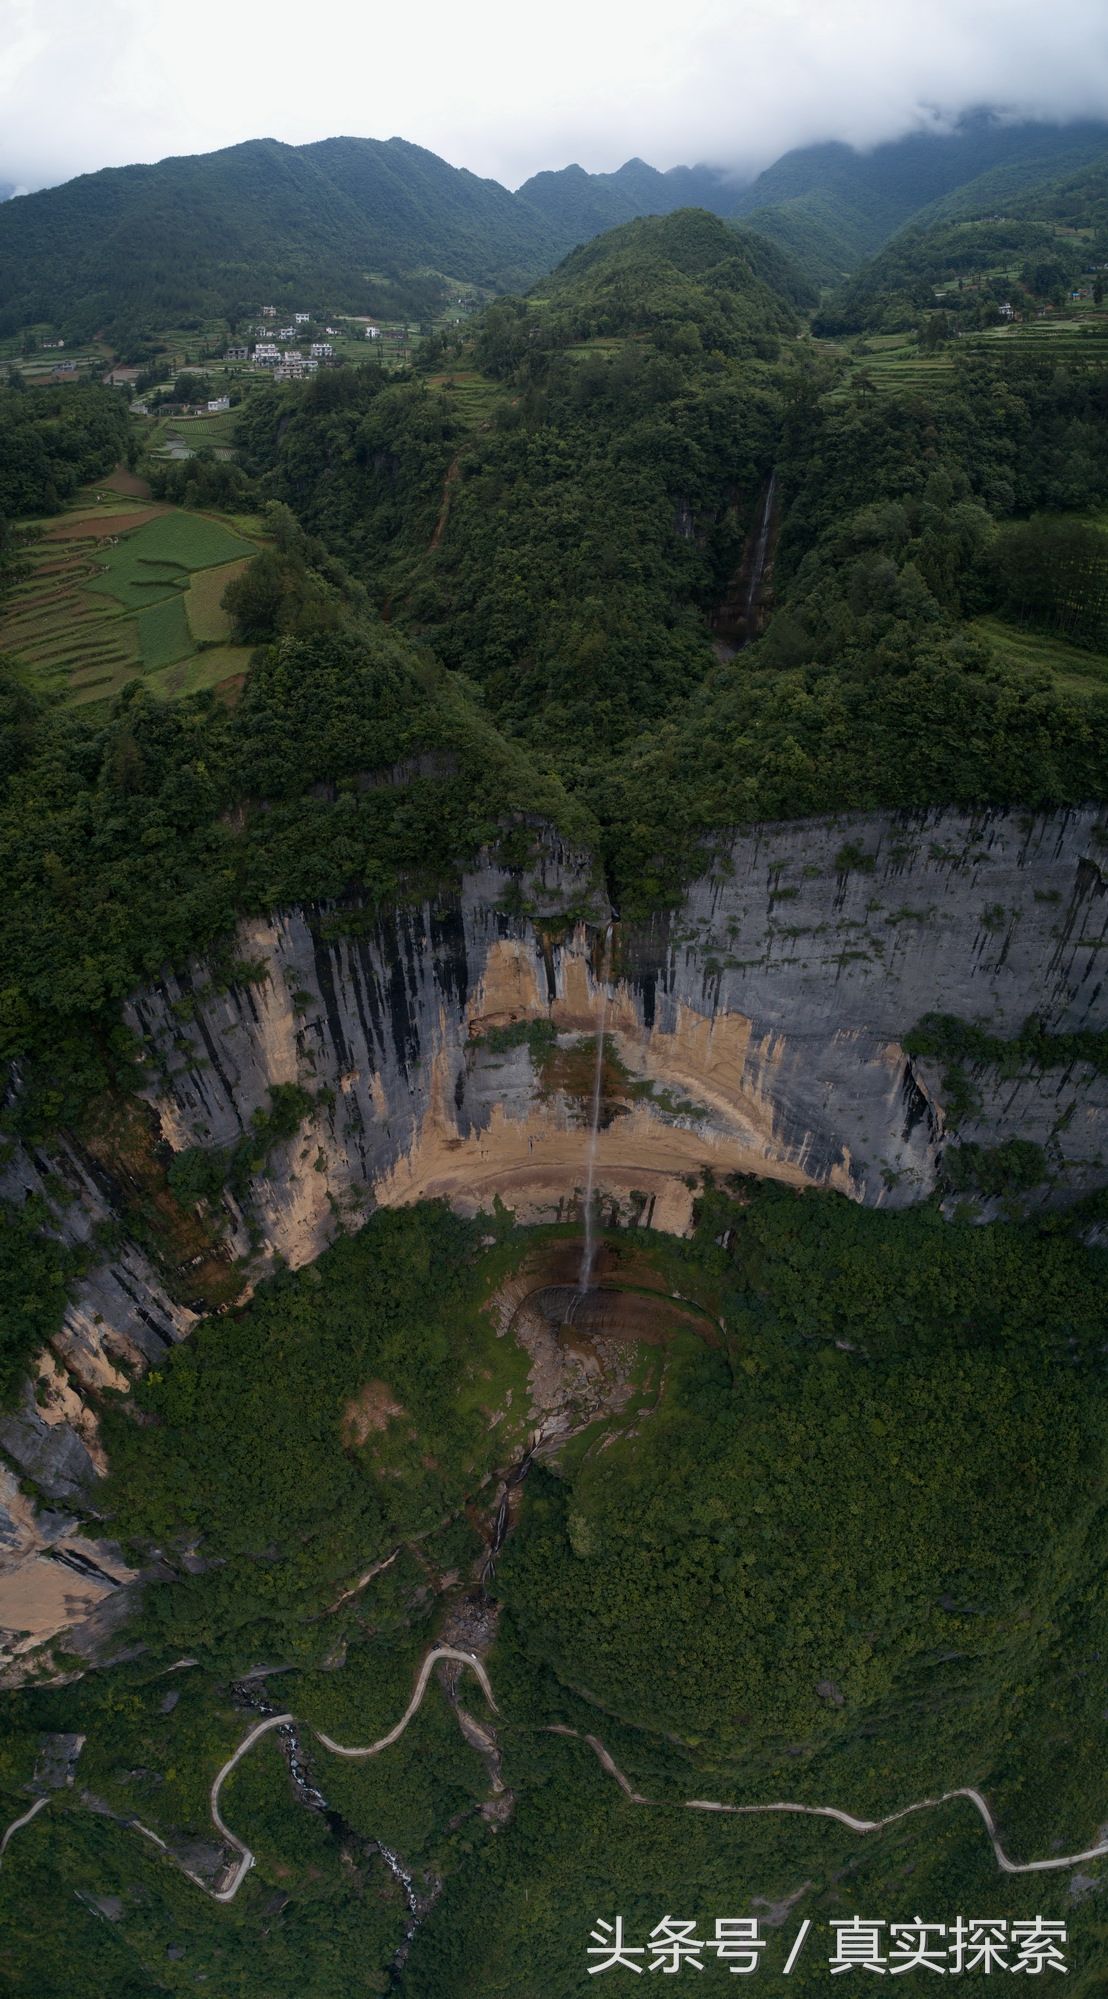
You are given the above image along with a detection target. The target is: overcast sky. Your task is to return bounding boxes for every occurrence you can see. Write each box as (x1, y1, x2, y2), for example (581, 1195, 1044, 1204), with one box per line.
(3, 0, 1108, 196)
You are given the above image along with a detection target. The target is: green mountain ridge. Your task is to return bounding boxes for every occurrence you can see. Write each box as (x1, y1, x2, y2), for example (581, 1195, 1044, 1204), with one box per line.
(5, 112, 1108, 344)
(520, 113, 1108, 281)
(0, 135, 565, 344)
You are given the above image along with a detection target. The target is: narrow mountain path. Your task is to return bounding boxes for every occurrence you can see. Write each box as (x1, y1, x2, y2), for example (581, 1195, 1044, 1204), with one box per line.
(200, 1649, 1108, 1901)
(429, 455, 461, 550)
(0, 1794, 49, 1870)
(546, 1726, 1108, 1877)
(5, 1646, 1104, 1899)
(208, 1645, 493, 1900)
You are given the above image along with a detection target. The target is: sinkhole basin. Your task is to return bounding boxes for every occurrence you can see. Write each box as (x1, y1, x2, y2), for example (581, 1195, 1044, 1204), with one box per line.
(495, 1235, 722, 1362)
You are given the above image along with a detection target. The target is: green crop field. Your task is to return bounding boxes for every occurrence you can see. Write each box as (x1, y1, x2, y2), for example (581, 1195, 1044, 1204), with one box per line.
(85, 511, 255, 612)
(136, 592, 193, 670)
(158, 412, 239, 449)
(0, 483, 260, 711)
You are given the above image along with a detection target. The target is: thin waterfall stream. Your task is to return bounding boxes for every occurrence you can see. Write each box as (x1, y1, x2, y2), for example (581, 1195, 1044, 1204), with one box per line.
(742, 469, 777, 637)
(577, 923, 613, 1294)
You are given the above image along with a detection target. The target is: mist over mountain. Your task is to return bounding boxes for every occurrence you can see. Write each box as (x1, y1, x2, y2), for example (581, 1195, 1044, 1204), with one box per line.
(523, 114, 1108, 282)
(4, 0, 1108, 196)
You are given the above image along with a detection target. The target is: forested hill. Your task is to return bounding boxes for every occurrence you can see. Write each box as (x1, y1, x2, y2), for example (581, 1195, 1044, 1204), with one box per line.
(6, 115, 1108, 347)
(814, 152, 1108, 334)
(530, 208, 815, 329)
(225, 203, 1108, 911)
(523, 116, 1108, 284)
(0, 136, 563, 345)
(726, 113, 1108, 275)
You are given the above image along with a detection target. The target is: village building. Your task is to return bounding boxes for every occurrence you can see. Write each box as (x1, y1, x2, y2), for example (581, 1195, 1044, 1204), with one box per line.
(207, 396, 230, 413)
(294, 312, 310, 325)
(225, 345, 250, 361)
(365, 325, 380, 339)
(273, 356, 319, 382)
(310, 342, 333, 359)
(260, 305, 276, 317)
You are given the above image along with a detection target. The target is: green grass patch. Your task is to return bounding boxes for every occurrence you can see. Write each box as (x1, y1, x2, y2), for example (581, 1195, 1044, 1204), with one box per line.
(971, 616, 1108, 697)
(184, 558, 247, 642)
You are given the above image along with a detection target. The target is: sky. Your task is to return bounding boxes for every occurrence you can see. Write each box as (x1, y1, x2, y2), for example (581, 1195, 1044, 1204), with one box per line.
(3, 0, 1108, 196)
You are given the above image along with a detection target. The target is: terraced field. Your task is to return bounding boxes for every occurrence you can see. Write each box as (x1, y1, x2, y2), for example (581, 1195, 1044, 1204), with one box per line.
(0, 479, 261, 709)
(963, 313, 1108, 364)
(822, 306, 1108, 402)
(426, 367, 504, 427)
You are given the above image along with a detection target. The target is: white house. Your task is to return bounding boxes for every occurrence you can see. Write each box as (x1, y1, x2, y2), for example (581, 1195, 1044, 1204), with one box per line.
(310, 343, 334, 359)
(207, 396, 230, 413)
(365, 325, 380, 340)
(260, 305, 276, 318)
(294, 312, 310, 325)
(225, 346, 249, 361)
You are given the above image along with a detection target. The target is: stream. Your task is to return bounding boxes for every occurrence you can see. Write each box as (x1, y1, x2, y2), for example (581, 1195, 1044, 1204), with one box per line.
(230, 1678, 428, 1963)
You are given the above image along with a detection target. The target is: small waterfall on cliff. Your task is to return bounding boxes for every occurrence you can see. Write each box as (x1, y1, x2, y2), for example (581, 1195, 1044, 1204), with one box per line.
(742, 470, 777, 638)
(578, 924, 613, 1294)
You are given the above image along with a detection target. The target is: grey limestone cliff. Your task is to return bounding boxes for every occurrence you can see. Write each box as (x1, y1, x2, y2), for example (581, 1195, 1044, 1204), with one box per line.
(2, 805, 1105, 1669)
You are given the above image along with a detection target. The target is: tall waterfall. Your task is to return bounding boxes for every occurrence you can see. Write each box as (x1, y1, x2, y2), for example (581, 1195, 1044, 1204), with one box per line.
(578, 924, 613, 1293)
(742, 470, 777, 638)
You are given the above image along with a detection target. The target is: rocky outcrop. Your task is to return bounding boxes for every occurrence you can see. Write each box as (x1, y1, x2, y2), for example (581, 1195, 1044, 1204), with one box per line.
(2, 804, 1106, 1669)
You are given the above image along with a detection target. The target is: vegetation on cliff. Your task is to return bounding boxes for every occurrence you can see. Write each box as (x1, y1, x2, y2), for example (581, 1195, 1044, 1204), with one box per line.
(3, 1185, 1107, 1993)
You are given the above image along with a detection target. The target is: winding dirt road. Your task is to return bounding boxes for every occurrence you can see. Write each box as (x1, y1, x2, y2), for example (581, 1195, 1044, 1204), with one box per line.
(546, 1726, 1108, 1878)
(200, 1650, 1108, 1901)
(0, 1793, 49, 1868)
(209, 1646, 494, 1899)
(3, 1646, 1104, 1900)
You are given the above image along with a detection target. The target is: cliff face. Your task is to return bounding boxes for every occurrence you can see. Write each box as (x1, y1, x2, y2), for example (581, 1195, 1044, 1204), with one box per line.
(2, 805, 1105, 1670)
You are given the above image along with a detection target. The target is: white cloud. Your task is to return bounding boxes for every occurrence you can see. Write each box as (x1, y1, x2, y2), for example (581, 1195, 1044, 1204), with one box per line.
(2, 0, 1107, 192)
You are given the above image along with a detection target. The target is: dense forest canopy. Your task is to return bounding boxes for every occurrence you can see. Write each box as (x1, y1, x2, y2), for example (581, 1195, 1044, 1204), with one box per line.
(3, 1189, 1107, 1993)
(232, 213, 1108, 904)
(0, 136, 561, 345)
